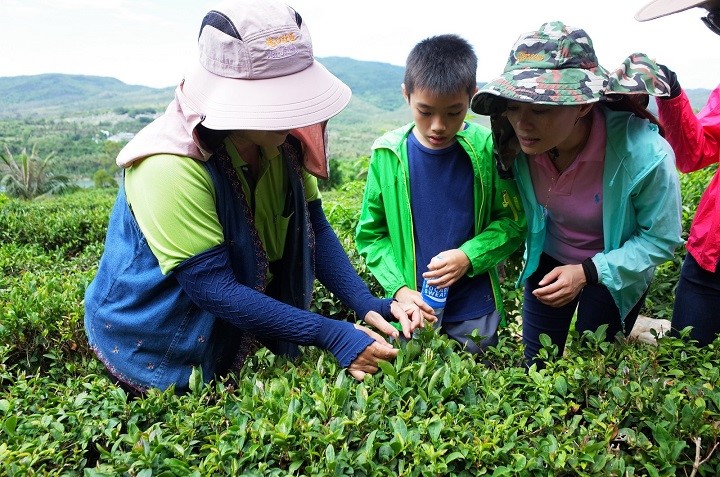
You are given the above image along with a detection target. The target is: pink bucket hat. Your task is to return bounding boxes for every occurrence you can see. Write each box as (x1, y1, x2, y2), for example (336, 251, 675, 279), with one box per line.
(181, 0, 351, 131)
(635, 0, 716, 20)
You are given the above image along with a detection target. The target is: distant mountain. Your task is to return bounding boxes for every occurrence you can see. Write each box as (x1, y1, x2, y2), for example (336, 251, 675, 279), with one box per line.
(0, 59, 714, 165)
(0, 59, 713, 118)
(319, 57, 406, 111)
(0, 74, 174, 118)
(0, 58, 407, 119)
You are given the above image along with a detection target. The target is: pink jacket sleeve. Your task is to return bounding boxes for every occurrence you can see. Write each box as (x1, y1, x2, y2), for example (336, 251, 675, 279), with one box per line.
(657, 85, 720, 173)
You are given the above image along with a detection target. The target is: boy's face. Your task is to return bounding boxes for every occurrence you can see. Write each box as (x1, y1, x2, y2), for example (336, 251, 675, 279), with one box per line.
(403, 85, 473, 150)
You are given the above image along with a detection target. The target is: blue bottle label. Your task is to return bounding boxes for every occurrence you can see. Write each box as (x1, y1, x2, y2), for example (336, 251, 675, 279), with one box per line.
(421, 279, 448, 309)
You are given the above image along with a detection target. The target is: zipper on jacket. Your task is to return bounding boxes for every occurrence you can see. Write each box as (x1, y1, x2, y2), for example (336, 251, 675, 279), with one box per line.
(400, 149, 419, 290)
(502, 190, 520, 222)
(459, 136, 486, 231)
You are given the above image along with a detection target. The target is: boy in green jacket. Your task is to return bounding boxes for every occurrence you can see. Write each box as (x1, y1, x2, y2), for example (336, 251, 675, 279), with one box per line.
(355, 34, 526, 353)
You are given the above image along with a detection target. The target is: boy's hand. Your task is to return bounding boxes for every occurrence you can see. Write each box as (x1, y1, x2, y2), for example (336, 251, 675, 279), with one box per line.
(347, 324, 398, 381)
(394, 286, 436, 324)
(422, 249, 470, 288)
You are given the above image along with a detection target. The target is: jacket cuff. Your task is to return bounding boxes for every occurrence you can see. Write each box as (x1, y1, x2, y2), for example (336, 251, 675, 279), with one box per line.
(582, 258, 599, 286)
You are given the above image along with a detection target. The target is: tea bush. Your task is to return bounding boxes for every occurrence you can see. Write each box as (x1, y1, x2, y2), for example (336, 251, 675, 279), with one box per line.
(0, 188, 115, 255)
(2, 170, 720, 476)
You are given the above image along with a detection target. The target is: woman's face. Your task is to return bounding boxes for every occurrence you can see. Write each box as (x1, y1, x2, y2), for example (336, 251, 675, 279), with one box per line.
(504, 100, 590, 155)
(233, 130, 291, 149)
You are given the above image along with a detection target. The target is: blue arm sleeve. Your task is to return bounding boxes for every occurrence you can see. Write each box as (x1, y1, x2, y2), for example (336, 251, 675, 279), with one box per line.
(173, 244, 374, 367)
(308, 199, 393, 320)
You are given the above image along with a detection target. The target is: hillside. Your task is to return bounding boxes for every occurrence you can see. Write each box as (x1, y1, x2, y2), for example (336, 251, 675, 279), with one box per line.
(0, 58, 408, 119)
(0, 58, 414, 168)
(0, 59, 712, 118)
(0, 58, 714, 174)
(0, 74, 174, 118)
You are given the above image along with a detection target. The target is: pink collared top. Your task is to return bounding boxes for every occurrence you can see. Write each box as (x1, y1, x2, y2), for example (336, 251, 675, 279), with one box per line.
(529, 107, 607, 265)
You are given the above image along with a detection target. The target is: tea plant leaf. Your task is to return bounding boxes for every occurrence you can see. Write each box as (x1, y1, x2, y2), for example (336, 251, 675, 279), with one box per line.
(189, 366, 203, 396)
(3, 415, 17, 436)
(446, 451, 464, 463)
(325, 444, 336, 464)
(539, 333, 552, 347)
(377, 359, 396, 378)
(427, 419, 442, 443)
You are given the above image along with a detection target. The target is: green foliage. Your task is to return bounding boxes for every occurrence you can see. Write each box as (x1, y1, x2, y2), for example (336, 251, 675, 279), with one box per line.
(0, 69, 712, 189)
(2, 167, 719, 475)
(92, 169, 117, 189)
(0, 188, 114, 254)
(0, 143, 74, 199)
(0, 117, 142, 179)
(0, 74, 171, 118)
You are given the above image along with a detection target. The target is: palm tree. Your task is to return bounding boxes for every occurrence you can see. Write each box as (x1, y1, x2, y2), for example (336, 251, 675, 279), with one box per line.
(0, 144, 72, 199)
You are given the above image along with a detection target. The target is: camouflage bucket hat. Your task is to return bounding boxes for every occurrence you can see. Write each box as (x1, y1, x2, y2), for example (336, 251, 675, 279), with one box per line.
(471, 21, 671, 116)
(471, 21, 608, 116)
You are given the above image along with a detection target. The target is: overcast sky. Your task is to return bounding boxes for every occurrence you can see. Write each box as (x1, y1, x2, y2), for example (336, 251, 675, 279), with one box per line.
(1, 0, 718, 90)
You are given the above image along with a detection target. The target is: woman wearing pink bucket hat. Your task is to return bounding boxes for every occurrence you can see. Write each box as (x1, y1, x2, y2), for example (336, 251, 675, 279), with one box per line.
(636, 0, 720, 346)
(83, 0, 424, 395)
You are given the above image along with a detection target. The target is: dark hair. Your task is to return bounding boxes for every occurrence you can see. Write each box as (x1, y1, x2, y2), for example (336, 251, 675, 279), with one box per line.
(404, 34, 477, 98)
(603, 95, 665, 137)
(195, 124, 231, 151)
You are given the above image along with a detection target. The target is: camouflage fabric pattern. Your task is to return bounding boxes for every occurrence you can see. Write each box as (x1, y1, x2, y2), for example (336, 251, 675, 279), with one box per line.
(470, 22, 670, 116)
(605, 52, 671, 97)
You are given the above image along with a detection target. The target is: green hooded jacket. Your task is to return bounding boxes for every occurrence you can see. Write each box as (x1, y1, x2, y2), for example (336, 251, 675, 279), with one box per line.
(355, 121, 527, 323)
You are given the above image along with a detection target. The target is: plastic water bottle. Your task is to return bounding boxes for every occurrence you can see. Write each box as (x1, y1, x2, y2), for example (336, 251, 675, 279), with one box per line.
(421, 255, 449, 328)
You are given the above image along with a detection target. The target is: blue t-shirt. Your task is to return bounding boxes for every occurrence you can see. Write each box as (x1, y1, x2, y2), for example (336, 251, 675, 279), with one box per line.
(407, 131, 495, 322)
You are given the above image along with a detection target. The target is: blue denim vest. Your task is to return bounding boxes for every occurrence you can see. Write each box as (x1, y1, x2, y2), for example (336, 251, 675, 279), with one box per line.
(84, 138, 314, 393)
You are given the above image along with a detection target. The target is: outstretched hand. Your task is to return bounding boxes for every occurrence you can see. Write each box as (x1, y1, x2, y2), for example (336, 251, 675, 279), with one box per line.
(364, 299, 427, 340)
(393, 286, 436, 325)
(347, 324, 398, 381)
(532, 264, 587, 307)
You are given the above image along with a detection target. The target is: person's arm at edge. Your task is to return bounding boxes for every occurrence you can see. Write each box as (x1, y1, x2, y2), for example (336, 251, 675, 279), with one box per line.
(657, 84, 720, 172)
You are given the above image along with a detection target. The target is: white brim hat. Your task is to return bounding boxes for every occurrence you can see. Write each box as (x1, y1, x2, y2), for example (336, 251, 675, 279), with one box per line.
(635, 0, 713, 21)
(182, 0, 351, 131)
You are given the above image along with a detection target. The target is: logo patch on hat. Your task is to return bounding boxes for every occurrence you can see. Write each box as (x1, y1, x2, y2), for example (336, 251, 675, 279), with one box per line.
(516, 52, 546, 63)
(266, 32, 299, 60)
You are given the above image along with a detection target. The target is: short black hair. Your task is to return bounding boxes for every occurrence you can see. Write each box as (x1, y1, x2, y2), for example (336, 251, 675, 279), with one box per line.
(404, 34, 477, 98)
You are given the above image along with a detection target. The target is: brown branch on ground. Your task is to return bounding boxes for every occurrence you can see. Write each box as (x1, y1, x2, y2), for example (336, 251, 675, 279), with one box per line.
(689, 437, 719, 477)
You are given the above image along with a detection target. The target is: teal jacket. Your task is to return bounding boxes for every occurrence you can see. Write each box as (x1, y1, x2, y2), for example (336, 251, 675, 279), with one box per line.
(514, 107, 683, 322)
(355, 121, 527, 322)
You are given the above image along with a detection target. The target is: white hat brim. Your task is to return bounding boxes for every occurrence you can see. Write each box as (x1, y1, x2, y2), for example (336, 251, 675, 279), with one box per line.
(182, 60, 352, 131)
(635, 0, 710, 21)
